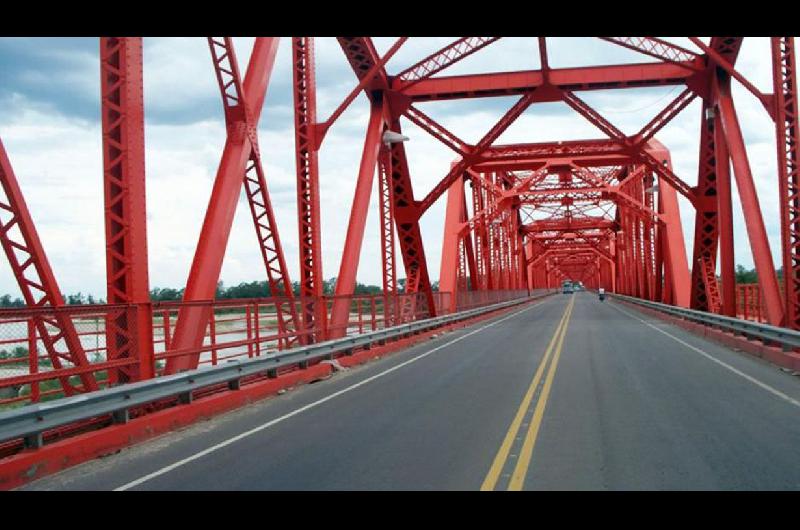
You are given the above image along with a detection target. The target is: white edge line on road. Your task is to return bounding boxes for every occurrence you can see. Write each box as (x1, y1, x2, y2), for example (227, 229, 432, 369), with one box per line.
(113, 297, 553, 491)
(609, 300, 800, 410)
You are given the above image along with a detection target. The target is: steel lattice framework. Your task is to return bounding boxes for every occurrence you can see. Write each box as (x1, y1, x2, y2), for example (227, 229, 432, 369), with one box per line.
(0, 36, 796, 399)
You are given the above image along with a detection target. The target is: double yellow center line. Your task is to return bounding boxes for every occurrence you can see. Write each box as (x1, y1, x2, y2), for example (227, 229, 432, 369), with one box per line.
(481, 295, 575, 491)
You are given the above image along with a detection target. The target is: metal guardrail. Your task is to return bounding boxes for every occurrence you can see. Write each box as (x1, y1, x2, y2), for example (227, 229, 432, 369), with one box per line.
(611, 294, 800, 352)
(0, 293, 547, 449)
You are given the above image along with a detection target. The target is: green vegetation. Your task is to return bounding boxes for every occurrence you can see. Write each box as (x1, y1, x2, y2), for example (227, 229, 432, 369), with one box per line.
(735, 265, 784, 284)
(0, 275, 445, 308)
(0, 346, 29, 361)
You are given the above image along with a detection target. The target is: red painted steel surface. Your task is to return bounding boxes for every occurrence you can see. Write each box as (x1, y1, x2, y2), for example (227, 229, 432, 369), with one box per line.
(100, 37, 154, 383)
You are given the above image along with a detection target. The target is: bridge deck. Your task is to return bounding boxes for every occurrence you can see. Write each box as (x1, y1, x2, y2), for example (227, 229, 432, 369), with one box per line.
(20, 293, 800, 490)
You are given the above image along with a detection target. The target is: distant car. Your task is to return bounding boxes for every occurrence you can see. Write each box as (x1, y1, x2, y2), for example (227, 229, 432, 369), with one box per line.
(562, 283, 574, 294)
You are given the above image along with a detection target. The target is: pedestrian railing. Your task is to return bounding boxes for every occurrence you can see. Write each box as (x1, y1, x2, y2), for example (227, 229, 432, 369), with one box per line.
(0, 291, 551, 450)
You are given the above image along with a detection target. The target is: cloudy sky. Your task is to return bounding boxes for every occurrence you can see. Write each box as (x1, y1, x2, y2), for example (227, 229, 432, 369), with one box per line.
(0, 37, 788, 298)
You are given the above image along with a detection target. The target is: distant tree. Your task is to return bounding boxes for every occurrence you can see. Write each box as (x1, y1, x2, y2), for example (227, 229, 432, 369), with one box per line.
(354, 282, 382, 295)
(323, 277, 337, 295)
(735, 265, 758, 284)
(0, 295, 28, 307)
(150, 287, 184, 301)
(65, 292, 86, 305)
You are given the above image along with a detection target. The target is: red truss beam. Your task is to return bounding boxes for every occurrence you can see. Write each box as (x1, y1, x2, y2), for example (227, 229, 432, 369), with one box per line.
(482, 138, 626, 161)
(333, 38, 436, 326)
(100, 37, 154, 383)
(440, 174, 466, 311)
(167, 37, 300, 374)
(337, 37, 388, 89)
(292, 37, 324, 340)
(317, 38, 406, 145)
(688, 36, 744, 313)
(377, 147, 398, 324)
(633, 88, 697, 146)
(417, 92, 537, 216)
(0, 139, 98, 394)
(637, 149, 696, 203)
(773, 37, 800, 330)
(715, 108, 736, 316)
(526, 217, 615, 232)
(559, 90, 696, 202)
(403, 104, 469, 156)
(3, 36, 795, 405)
(689, 101, 721, 312)
(395, 37, 501, 88)
(717, 74, 784, 325)
(399, 61, 698, 101)
(598, 37, 703, 69)
(560, 91, 627, 142)
(386, 119, 437, 319)
(691, 37, 770, 110)
(329, 100, 385, 337)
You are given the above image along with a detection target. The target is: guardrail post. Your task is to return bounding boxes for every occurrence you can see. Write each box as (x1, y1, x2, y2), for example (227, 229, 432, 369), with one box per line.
(27, 319, 39, 403)
(209, 309, 218, 366)
(246, 305, 253, 358)
(162, 309, 172, 350)
(112, 408, 130, 424)
(24, 432, 43, 449)
(254, 303, 261, 357)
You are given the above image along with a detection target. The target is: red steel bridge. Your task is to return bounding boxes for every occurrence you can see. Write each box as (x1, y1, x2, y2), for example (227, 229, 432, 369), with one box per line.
(1, 37, 800, 490)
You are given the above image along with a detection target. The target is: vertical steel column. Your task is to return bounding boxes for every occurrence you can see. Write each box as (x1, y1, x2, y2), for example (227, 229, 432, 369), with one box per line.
(717, 75, 784, 326)
(100, 37, 154, 383)
(377, 147, 398, 326)
(773, 37, 800, 329)
(292, 37, 324, 340)
(689, 102, 721, 312)
(471, 177, 488, 290)
(714, 110, 736, 316)
(328, 100, 384, 338)
(440, 175, 465, 312)
(643, 173, 655, 300)
(651, 152, 691, 307)
(386, 118, 437, 319)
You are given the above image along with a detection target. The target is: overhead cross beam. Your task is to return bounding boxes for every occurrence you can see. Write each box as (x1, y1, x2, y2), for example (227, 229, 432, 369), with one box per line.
(417, 91, 537, 216)
(399, 61, 698, 101)
(598, 37, 703, 70)
(395, 37, 501, 88)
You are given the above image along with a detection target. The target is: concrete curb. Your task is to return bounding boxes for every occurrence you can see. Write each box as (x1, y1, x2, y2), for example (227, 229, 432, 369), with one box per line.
(616, 299, 800, 372)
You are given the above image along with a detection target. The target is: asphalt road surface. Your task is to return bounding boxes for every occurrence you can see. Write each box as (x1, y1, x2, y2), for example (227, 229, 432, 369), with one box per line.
(20, 292, 800, 490)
